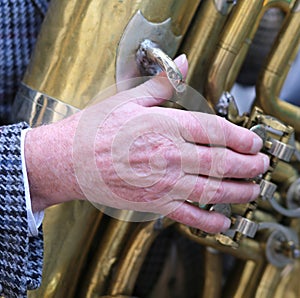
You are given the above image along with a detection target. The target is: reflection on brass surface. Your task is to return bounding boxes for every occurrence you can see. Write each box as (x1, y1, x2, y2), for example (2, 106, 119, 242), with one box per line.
(23, 1, 200, 297)
(272, 161, 298, 188)
(273, 260, 300, 297)
(108, 219, 173, 296)
(255, 4, 300, 133)
(29, 202, 102, 298)
(205, 0, 295, 106)
(13, 83, 79, 126)
(116, 11, 182, 86)
(255, 264, 282, 298)
(80, 216, 137, 297)
(202, 248, 223, 298)
(180, 0, 234, 93)
(224, 260, 266, 298)
(24, 0, 200, 108)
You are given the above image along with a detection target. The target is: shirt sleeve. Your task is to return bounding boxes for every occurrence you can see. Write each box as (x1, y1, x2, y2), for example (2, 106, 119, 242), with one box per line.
(21, 128, 44, 237)
(0, 122, 43, 298)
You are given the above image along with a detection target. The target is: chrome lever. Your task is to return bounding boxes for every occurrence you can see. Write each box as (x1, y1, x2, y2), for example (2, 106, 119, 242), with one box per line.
(136, 39, 186, 93)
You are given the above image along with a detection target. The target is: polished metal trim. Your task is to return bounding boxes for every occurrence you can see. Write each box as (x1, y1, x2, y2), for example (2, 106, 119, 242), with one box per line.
(214, 0, 237, 15)
(12, 83, 79, 126)
(116, 10, 181, 89)
(137, 39, 185, 93)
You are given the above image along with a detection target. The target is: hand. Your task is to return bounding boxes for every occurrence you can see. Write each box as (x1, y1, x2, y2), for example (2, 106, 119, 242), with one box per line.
(25, 54, 269, 233)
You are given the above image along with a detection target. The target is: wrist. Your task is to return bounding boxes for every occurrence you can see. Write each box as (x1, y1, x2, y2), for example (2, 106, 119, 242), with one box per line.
(24, 113, 85, 212)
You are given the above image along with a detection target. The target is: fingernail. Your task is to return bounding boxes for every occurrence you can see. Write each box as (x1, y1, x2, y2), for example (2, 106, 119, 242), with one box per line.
(250, 136, 263, 154)
(221, 217, 231, 232)
(174, 54, 187, 67)
(262, 154, 270, 172)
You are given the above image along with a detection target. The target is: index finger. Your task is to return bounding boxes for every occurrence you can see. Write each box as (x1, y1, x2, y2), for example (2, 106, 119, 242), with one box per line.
(170, 110, 263, 154)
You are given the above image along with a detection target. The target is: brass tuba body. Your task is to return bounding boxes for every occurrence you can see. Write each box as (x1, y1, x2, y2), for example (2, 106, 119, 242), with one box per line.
(12, 0, 300, 297)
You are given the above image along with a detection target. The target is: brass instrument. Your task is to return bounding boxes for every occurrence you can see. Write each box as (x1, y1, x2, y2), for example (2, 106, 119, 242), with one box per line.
(12, 0, 300, 297)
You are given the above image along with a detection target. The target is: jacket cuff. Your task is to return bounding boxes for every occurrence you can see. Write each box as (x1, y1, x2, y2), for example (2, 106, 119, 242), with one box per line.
(0, 122, 43, 297)
(21, 128, 44, 237)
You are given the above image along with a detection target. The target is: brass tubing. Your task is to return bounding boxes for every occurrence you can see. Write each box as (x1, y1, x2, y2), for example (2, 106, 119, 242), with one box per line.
(254, 264, 283, 298)
(79, 216, 138, 297)
(23, 0, 200, 108)
(225, 0, 294, 89)
(273, 260, 300, 297)
(107, 219, 174, 296)
(272, 160, 298, 189)
(255, 4, 300, 133)
(202, 248, 223, 298)
(180, 0, 232, 93)
(205, 0, 294, 107)
(224, 260, 266, 298)
(176, 224, 264, 262)
(24, 1, 200, 296)
(29, 202, 102, 298)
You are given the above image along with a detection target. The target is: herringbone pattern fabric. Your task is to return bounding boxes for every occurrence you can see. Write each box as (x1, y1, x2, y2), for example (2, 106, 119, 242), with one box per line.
(0, 122, 43, 298)
(0, 0, 50, 124)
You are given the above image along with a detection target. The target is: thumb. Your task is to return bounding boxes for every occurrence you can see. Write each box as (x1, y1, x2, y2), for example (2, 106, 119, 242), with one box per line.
(128, 54, 189, 107)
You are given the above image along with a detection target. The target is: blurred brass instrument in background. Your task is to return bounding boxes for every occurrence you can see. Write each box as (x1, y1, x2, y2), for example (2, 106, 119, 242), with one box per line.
(12, 0, 300, 297)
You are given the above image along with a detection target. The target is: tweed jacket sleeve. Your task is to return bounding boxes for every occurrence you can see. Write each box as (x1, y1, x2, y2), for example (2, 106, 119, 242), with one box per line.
(0, 122, 43, 298)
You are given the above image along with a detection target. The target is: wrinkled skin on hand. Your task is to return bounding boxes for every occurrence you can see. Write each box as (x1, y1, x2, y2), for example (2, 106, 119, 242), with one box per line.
(25, 54, 269, 233)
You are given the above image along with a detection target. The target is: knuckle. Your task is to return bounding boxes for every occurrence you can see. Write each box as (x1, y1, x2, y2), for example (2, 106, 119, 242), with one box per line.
(200, 216, 221, 233)
(215, 161, 227, 178)
(243, 137, 253, 152)
(202, 180, 225, 204)
(165, 148, 179, 162)
(243, 157, 263, 178)
(219, 116, 231, 139)
(245, 185, 255, 201)
(201, 149, 213, 170)
(248, 163, 260, 178)
(189, 180, 204, 202)
(211, 149, 227, 177)
(214, 183, 225, 203)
